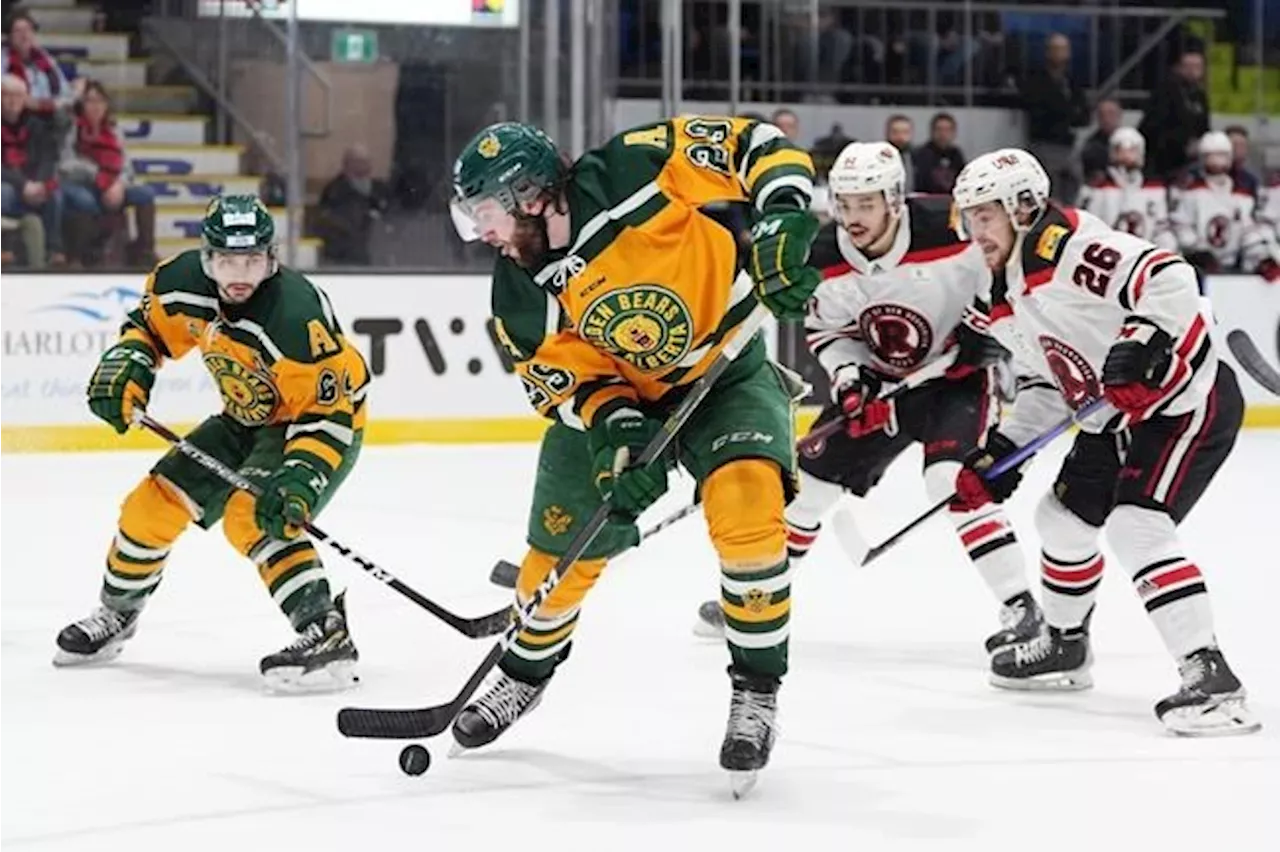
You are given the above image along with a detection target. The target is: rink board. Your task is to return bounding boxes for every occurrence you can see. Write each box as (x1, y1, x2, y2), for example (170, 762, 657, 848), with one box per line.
(1, 273, 1277, 452)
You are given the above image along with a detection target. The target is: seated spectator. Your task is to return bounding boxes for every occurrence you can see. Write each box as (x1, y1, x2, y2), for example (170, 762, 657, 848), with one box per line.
(1139, 49, 1210, 181)
(315, 143, 390, 266)
(1, 73, 63, 268)
(1079, 98, 1123, 183)
(1224, 124, 1260, 198)
(60, 79, 156, 268)
(771, 108, 800, 143)
(2, 10, 73, 120)
(1020, 33, 1088, 201)
(885, 114, 915, 191)
(913, 112, 965, 194)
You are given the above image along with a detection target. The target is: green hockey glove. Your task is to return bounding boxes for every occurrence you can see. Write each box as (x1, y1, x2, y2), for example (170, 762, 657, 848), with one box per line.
(748, 209, 822, 321)
(86, 340, 156, 434)
(255, 460, 329, 540)
(589, 409, 668, 515)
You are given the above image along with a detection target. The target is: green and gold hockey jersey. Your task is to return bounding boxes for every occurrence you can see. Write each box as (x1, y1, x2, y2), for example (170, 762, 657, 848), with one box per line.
(491, 114, 815, 428)
(119, 250, 369, 479)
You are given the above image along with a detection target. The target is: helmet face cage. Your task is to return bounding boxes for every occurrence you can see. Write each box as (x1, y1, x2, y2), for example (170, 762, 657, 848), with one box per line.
(451, 122, 565, 242)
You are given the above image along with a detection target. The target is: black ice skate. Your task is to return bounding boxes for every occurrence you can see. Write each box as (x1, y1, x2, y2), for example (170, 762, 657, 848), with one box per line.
(260, 592, 358, 693)
(990, 626, 1093, 691)
(692, 599, 725, 639)
(1154, 647, 1261, 737)
(53, 606, 140, 666)
(450, 669, 549, 753)
(720, 666, 780, 799)
(984, 591, 1046, 655)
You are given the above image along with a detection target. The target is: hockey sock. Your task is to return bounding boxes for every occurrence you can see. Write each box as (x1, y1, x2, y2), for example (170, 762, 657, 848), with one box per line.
(101, 475, 192, 611)
(1034, 493, 1104, 630)
(224, 490, 331, 630)
(925, 461, 1029, 603)
(706, 460, 791, 679)
(503, 548, 606, 682)
(783, 469, 842, 560)
(1107, 504, 1216, 659)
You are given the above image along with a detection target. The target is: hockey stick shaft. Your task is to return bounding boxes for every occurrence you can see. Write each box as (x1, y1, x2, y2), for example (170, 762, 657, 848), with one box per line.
(337, 304, 773, 740)
(134, 414, 511, 639)
(860, 397, 1107, 565)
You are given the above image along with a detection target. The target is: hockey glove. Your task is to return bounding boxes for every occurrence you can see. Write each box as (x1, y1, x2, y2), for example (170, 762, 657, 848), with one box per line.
(749, 209, 822, 321)
(589, 409, 669, 516)
(945, 324, 1010, 380)
(87, 339, 156, 434)
(255, 461, 328, 540)
(1101, 318, 1175, 417)
(832, 365, 896, 439)
(1258, 259, 1280, 284)
(952, 429, 1022, 512)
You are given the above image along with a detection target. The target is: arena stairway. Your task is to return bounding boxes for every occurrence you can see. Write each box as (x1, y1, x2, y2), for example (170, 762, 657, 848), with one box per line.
(15, 0, 321, 267)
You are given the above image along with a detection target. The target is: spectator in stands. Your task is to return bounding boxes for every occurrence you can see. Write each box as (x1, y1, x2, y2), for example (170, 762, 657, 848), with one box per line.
(885, 114, 915, 192)
(1079, 98, 1124, 183)
(808, 123, 854, 224)
(771, 108, 800, 143)
(913, 112, 965, 195)
(2, 10, 73, 119)
(2, 73, 63, 268)
(1020, 33, 1088, 202)
(782, 4, 853, 92)
(316, 143, 391, 266)
(60, 80, 156, 268)
(1224, 124, 1260, 197)
(1139, 49, 1210, 181)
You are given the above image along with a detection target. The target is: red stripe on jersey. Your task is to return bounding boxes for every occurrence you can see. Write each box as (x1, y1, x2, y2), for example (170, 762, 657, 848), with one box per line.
(1024, 266, 1055, 291)
(900, 242, 969, 265)
(1130, 250, 1179, 305)
(1061, 206, 1080, 229)
(1142, 179, 1168, 189)
(990, 302, 1013, 322)
(1042, 556, 1104, 583)
(960, 519, 1005, 547)
(822, 262, 854, 279)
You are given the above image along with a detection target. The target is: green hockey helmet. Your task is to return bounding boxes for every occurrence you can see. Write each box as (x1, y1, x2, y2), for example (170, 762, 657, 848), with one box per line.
(450, 121, 565, 241)
(200, 194, 278, 300)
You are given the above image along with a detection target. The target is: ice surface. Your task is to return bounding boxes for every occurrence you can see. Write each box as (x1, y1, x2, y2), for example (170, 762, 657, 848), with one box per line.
(3, 435, 1278, 850)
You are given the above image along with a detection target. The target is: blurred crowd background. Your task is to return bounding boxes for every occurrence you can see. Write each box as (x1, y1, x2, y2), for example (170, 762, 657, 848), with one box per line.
(2, 0, 1277, 274)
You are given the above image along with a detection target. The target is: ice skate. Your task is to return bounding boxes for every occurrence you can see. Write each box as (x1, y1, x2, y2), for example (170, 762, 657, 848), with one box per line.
(260, 592, 358, 693)
(450, 669, 549, 754)
(692, 599, 725, 639)
(53, 606, 140, 666)
(984, 591, 1045, 655)
(990, 626, 1093, 691)
(719, 666, 779, 799)
(1155, 647, 1261, 737)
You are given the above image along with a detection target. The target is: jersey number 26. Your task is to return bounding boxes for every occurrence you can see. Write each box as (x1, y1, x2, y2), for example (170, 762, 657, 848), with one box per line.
(1071, 242, 1121, 298)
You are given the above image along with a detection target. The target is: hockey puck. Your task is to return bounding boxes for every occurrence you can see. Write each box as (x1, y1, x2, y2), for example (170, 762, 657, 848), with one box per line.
(399, 744, 431, 776)
(489, 560, 519, 589)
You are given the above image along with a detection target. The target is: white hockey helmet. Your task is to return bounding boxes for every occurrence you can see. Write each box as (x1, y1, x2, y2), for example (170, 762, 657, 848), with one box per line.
(827, 141, 906, 218)
(1199, 130, 1232, 158)
(951, 148, 1051, 232)
(1109, 127, 1145, 158)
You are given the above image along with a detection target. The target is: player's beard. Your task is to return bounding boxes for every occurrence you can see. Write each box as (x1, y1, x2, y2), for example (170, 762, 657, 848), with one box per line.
(507, 213, 551, 269)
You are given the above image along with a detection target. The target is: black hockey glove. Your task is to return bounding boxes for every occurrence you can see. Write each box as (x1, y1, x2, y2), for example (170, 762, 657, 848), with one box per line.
(1101, 317, 1175, 417)
(945, 324, 1010, 380)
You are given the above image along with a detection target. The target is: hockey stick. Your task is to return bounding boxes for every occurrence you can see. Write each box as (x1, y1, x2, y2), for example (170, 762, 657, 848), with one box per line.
(858, 397, 1108, 565)
(1226, 329, 1280, 396)
(336, 304, 773, 740)
(134, 413, 513, 639)
(488, 350, 958, 588)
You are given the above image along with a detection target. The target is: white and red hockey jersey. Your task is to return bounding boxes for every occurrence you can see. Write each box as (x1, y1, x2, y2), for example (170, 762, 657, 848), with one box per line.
(1170, 169, 1276, 272)
(1258, 172, 1280, 240)
(1076, 168, 1176, 251)
(804, 195, 990, 383)
(976, 205, 1217, 438)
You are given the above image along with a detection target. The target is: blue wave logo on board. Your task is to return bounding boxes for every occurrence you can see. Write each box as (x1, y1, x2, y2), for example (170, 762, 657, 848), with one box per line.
(33, 287, 143, 323)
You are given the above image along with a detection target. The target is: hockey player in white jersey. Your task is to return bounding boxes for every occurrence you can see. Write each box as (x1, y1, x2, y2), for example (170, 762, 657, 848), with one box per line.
(951, 148, 1259, 736)
(1170, 131, 1279, 281)
(1076, 128, 1176, 252)
(1258, 171, 1280, 248)
(693, 141, 1041, 656)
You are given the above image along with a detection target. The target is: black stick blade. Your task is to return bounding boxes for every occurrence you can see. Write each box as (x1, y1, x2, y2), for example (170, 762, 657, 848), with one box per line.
(1227, 329, 1280, 396)
(468, 606, 514, 638)
(337, 705, 455, 739)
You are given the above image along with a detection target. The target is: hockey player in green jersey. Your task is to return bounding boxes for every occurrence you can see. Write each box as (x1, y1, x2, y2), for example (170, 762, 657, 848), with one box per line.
(54, 195, 371, 693)
(449, 117, 822, 794)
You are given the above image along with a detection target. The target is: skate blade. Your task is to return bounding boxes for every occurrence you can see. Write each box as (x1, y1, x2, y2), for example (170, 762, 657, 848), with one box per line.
(262, 660, 359, 695)
(692, 619, 726, 640)
(447, 740, 470, 758)
(989, 669, 1093, 692)
(1162, 696, 1263, 737)
(52, 642, 127, 668)
(728, 770, 758, 800)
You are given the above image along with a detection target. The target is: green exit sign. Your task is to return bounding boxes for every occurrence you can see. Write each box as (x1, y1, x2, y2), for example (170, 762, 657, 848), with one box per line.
(332, 29, 377, 63)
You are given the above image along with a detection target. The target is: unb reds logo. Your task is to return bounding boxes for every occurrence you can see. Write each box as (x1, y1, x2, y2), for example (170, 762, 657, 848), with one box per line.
(581, 285, 693, 371)
(204, 352, 279, 425)
(1039, 334, 1100, 409)
(859, 303, 933, 370)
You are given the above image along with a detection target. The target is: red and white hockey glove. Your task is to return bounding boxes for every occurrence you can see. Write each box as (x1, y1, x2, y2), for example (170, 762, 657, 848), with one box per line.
(832, 365, 897, 439)
(1101, 317, 1175, 417)
(952, 429, 1022, 512)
